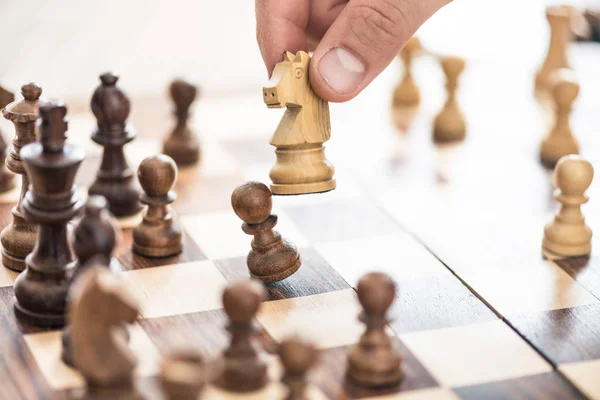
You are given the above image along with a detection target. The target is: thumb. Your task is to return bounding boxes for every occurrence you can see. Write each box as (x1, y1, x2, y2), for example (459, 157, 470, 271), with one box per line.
(310, 0, 449, 102)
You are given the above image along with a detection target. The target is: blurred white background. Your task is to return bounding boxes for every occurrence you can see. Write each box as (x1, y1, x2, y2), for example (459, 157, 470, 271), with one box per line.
(0, 0, 583, 102)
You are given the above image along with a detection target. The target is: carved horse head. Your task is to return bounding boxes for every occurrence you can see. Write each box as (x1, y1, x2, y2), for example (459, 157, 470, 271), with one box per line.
(263, 51, 310, 108)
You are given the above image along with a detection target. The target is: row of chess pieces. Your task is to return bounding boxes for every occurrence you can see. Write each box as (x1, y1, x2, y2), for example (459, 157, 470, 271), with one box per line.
(393, 4, 584, 171)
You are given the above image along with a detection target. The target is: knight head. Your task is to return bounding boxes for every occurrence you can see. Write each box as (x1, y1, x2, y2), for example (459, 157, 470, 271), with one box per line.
(263, 51, 310, 108)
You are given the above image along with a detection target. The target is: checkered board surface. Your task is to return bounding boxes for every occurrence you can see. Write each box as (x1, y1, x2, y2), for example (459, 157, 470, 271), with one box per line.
(2, 45, 600, 400)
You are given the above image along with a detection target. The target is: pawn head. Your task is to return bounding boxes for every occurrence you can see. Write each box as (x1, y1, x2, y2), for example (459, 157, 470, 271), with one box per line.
(554, 155, 594, 196)
(279, 336, 318, 375)
(551, 69, 579, 107)
(231, 181, 272, 224)
(138, 154, 178, 197)
(222, 280, 265, 324)
(74, 195, 118, 263)
(39, 100, 68, 152)
(440, 56, 465, 79)
(402, 36, 421, 55)
(356, 272, 396, 318)
(21, 83, 43, 102)
(170, 79, 198, 111)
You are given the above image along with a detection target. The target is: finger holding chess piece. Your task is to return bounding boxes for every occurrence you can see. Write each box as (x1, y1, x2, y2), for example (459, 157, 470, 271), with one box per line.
(231, 181, 301, 283)
(543, 155, 593, 257)
(132, 154, 183, 258)
(347, 272, 403, 388)
(160, 350, 205, 400)
(217, 279, 269, 392)
(163, 79, 201, 167)
(540, 69, 580, 169)
(433, 56, 466, 143)
(279, 336, 319, 400)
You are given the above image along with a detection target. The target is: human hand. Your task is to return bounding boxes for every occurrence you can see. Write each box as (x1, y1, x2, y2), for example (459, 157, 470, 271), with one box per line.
(255, 0, 450, 103)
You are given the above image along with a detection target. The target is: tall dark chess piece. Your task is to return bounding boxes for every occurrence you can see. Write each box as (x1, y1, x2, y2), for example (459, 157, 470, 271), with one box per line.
(346, 272, 403, 387)
(231, 181, 301, 283)
(162, 79, 201, 166)
(133, 155, 182, 257)
(13, 101, 84, 327)
(217, 280, 268, 392)
(62, 195, 119, 366)
(0, 83, 41, 271)
(88, 72, 141, 217)
(0, 85, 16, 193)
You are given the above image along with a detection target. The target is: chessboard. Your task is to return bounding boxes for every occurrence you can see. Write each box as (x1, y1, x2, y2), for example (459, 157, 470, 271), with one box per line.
(1, 43, 600, 400)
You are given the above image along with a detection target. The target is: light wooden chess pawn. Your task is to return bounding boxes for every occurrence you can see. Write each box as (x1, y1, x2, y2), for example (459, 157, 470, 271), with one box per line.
(133, 154, 183, 258)
(14, 100, 84, 327)
(263, 51, 335, 195)
(540, 70, 580, 169)
(535, 5, 575, 93)
(162, 79, 201, 167)
(433, 56, 466, 143)
(0, 85, 16, 193)
(1, 83, 41, 272)
(62, 195, 120, 367)
(279, 336, 319, 400)
(69, 265, 141, 399)
(347, 272, 403, 387)
(217, 280, 269, 392)
(392, 36, 421, 108)
(231, 181, 301, 283)
(159, 350, 205, 400)
(88, 72, 141, 217)
(543, 155, 593, 257)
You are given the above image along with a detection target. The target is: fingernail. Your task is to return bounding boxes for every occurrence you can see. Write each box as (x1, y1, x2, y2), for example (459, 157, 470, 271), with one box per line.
(318, 47, 366, 94)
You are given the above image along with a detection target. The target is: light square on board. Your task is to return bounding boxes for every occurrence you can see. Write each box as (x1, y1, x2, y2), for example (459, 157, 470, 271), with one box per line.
(181, 208, 308, 261)
(123, 260, 227, 319)
(256, 288, 365, 349)
(360, 388, 461, 400)
(398, 320, 551, 388)
(462, 259, 598, 316)
(0, 266, 18, 287)
(23, 323, 160, 390)
(560, 359, 600, 400)
(315, 233, 451, 287)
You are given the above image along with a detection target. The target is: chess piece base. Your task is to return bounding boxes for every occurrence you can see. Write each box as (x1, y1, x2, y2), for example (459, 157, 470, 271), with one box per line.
(163, 135, 200, 167)
(216, 355, 269, 393)
(542, 226, 592, 257)
(392, 80, 420, 108)
(433, 108, 466, 143)
(14, 297, 65, 327)
(346, 345, 403, 388)
(270, 146, 335, 195)
(249, 254, 301, 283)
(89, 179, 141, 218)
(132, 241, 183, 258)
(248, 236, 301, 283)
(1, 209, 37, 272)
(540, 137, 579, 169)
(132, 219, 183, 258)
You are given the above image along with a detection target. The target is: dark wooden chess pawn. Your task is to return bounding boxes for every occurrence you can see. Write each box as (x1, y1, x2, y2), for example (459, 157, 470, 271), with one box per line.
(162, 79, 201, 166)
(88, 72, 141, 217)
(132, 154, 182, 257)
(217, 280, 269, 392)
(0, 85, 16, 193)
(69, 265, 141, 400)
(346, 272, 403, 387)
(13, 101, 84, 327)
(1, 83, 42, 272)
(159, 351, 205, 400)
(231, 181, 301, 283)
(62, 195, 119, 366)
(279, 337, 319, 400)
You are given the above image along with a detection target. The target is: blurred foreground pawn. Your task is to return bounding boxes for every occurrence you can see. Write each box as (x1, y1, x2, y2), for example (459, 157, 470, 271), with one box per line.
(392, 37, 421, 108)
(433, 56, 466, 143)
(69, 266, 141, 399)
(543, 155, 593, 257)
(0, 85, 16, 193)
(280, 337, 319, 400)
(160, 351, 205, 400)
(132, 155, 182, 257)
(540, 70, 579, 168)
(263, 51, 335, 195)
(62, 195, 119, 366)
(1, 83, 41, 271)
(88, 73, 141, 217)
(232, 181, 301, 283)
(14, 101, 84, 327)
(535, 5, 574, 93)
(347, 272, 403, 387)
(162, 79, 201, 166)
(217, 280, 268, 392)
